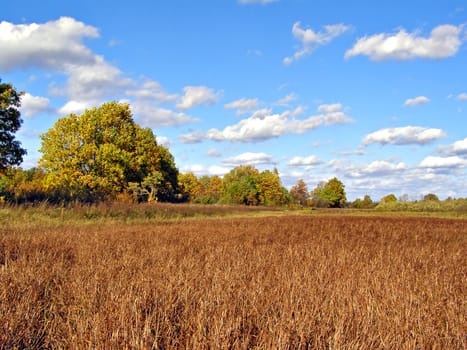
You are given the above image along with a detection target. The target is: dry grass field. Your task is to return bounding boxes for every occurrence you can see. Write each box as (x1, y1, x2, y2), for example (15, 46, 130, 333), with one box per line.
(0, 207, 465, 349)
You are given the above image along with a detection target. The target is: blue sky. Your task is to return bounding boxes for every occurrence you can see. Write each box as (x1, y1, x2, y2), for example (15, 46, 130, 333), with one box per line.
(1, 0, 466, 200)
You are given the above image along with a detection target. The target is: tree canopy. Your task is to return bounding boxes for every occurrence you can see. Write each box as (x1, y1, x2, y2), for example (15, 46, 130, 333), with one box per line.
(0, 79, 27, 172)
(311, 177, 347, 208)
(39, 101, 178, 201)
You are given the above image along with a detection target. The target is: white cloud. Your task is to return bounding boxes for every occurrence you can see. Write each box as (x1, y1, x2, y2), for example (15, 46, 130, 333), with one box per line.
(0, 17, 133, 107)
(349, 160, 408, 178)
(65, 56, 131, 101)
(458, 93, 467, 101)
(276, 93, 298, 106)
(58, 100, 90, 115)
(284, 22, 350, 64)
(419, 156, 467, 168)
(363, 126, 446, 146)
(288, 155, 322, 167)
(181, 164, 230, 177)
(207, 149, 221, 157)
(156, 136, 172, 147)
(180, 104, 353, 143)
(176, 86, 222, 110)
(223, 152, 276, 166)
(0, 17, 98, 71)
(438, 137, 467, 156)
(404, 96, 430, 106)
(239, 0, 278, 4)
(132, 101, 199, 127)
(20, 93, 50, 118)
(345, 24, 464, 61)
(318, 103, 342, 113)
(126, 80, 178, 103)
(224, 98, 260, 115)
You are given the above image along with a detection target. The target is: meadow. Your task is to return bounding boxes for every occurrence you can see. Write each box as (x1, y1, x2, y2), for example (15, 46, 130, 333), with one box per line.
(0, 204, 465, 349)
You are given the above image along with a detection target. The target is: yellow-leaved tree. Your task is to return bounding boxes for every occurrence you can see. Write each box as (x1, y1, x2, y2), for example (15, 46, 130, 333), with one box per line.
(39, 101, 178, 202)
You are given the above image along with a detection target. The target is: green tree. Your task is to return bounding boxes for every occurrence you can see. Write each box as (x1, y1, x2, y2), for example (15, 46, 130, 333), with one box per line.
(423, 193, 439, 201)
(380, 193, 397, 204)
(351, 195, 375, 209)
(221, 165, 260, 205)
(290, 179, 309, 206)
(0, 79, 27, 171)
(39, 101, 178, 201)
(312, 177, 346, 208)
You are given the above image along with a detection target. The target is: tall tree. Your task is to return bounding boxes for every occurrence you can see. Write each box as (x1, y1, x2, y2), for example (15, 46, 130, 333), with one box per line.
(312, 177, 347, 208)
(0, 79, 27, 172)
(221, 165, 260, 205)
(39, 101, 178, 201)
(257, 168, 287, 206)
(290, 179, 309, 206)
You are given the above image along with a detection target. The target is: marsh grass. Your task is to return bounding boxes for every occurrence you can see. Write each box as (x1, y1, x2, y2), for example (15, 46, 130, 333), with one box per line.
(0, 213, 465, 349)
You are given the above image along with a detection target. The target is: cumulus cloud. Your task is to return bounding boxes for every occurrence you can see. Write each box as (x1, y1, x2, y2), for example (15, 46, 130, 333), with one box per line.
(438, 137, 467, 156)
(0, 17, 98, 71)
(287, 155, 322, 167)
(276, 93, 298, 106)
(20, 93, 50, 118)
(223, 152, 276, 166)
(58, 100, 90, 115)
(65, 56, 131, 101)
(176, 86, 222, 110)
(345, 24, 464, 61)
(458, 93, 467, 101)
(348, 160, 407, 178)
(180, 104, 353, 144)
(156, 136, 172, 147)
(132, 101, 199, 128)
(284, 22, 350, 64)
(419, 156, 467, 168)
(126, 80, 178, 103)
(207, 149, 221, 157)
(0, 17, 132, 109)
(404, 96, 430, 106)
(224, 98, 260, 115)
(363, 126, 447, 146)
(181, 164, 230, 177)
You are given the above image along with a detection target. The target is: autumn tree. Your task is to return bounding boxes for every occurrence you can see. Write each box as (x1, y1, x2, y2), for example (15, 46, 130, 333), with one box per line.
(178, 172, 201, 202)
(290, 179, 309, 206)
(257, 168, 289, 206)
(39, 101, 178, 201)
(380, 193, 397, 204)
(423, 193, 439, 201)
(0, 79, 27, 172)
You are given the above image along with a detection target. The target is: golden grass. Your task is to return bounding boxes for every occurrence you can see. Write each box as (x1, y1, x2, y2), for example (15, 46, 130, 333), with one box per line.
(1, 214, 465, 349)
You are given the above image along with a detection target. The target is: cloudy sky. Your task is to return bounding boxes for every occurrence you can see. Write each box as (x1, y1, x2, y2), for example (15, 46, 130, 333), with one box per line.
(1, 0, 466, 200)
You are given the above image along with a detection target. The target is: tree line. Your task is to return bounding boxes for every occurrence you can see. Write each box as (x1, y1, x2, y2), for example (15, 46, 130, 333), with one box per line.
(2, 79, 460, 210)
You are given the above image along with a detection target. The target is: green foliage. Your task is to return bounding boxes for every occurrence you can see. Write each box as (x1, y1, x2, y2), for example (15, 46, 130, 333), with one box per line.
(423, 193, 439, 201)
(351, 195, 376, 209)
(39, 102, 178, 202)
(221, 165, 260, 205)
(312, 177, 346, 208)
(375, 197, 467, 214)
(380, 194, 397, 204)
(0, 79, 27, 171)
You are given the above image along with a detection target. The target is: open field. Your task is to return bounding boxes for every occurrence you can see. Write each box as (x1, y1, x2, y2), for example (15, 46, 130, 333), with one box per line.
(1, 207, 466, 349)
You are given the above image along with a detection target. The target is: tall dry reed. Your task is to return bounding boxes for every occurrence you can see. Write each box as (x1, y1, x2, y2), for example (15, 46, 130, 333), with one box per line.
(1, 215, 465, 349)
